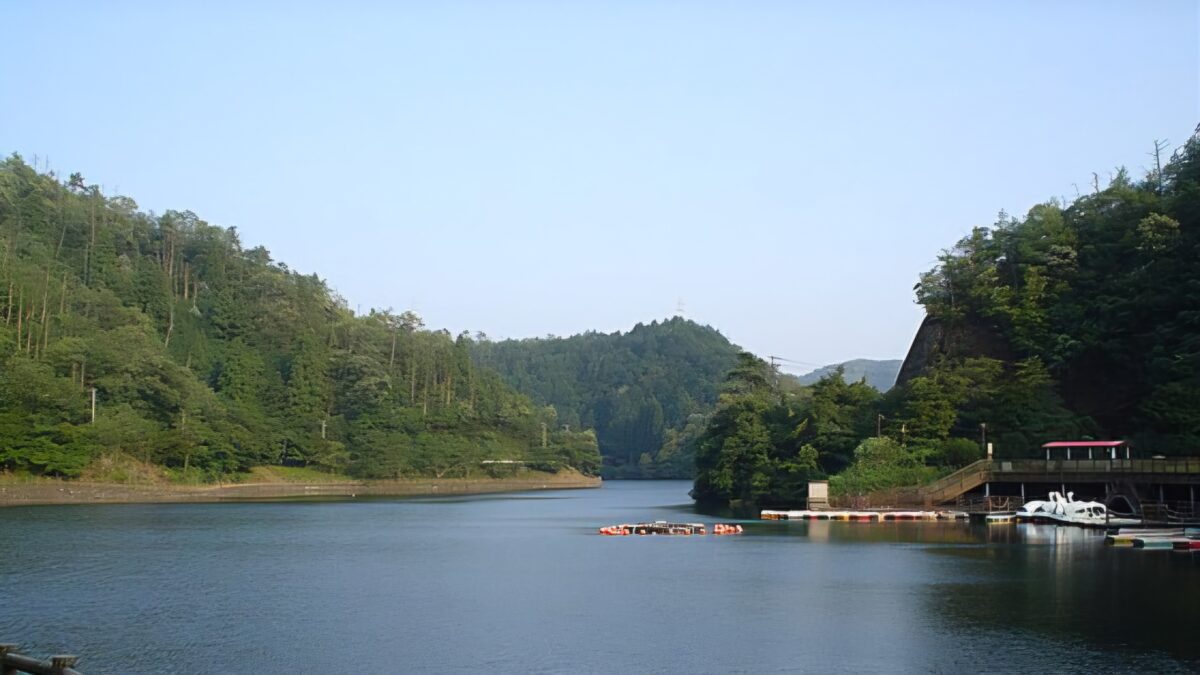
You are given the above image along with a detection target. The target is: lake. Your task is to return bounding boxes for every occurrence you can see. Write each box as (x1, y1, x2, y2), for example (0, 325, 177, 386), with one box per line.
(2, 480, 1198, 673)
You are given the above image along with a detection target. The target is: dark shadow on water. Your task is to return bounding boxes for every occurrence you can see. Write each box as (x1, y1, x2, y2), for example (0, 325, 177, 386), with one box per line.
(684, 501, 762, 520)
(919, 525, 1200, 670)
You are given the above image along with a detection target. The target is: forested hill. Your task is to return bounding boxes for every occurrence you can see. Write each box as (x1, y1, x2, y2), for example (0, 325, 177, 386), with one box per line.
(796, 359, 901, 392)
(693, 129, 1200, 507)
(472, 318, 741, 478)
(0, 155, 600, 480)
(900, 129, 1200, 454)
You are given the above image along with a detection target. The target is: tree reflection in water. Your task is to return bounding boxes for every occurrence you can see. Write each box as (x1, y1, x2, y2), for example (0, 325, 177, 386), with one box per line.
(923, 523, 1200, 669)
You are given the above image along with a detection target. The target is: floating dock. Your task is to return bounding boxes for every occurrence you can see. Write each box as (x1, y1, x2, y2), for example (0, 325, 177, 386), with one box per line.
(1104, 527, 1200, 549)
(760, 510, 968, 521)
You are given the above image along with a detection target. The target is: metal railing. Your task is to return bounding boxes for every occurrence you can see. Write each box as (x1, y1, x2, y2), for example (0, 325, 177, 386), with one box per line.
(828, 486, 922, 509)
(919, 457, 1200, 506)
(919, 459, 991, 504)
(954, 495, 1017, 513)
(1139, 501, 1199, 524)
(997, 458, 1200, 476)
(0, 644, 81, 675)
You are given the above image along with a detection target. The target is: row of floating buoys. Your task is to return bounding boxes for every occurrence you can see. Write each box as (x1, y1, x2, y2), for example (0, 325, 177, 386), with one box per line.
(598, 525, 631, 536)
(713, 523, 744, 535)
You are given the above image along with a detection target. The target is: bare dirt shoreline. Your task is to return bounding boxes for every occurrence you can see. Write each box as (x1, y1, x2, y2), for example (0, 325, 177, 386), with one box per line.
(0, 471, 602, 507)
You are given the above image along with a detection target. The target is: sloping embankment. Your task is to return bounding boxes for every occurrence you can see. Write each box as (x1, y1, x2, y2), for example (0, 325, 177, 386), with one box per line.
(0, 470, 601, 507)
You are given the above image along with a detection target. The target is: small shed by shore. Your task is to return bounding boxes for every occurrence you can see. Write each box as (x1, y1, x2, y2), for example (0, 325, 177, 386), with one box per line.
(807, 480, 829, 510)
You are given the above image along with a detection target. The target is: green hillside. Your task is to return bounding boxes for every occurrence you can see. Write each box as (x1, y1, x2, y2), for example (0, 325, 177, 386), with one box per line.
(472, 317, 741, 478)
(0, 155, 599, 480)
(899, 132, 1200, 454)
(694, 129, 1200, 506)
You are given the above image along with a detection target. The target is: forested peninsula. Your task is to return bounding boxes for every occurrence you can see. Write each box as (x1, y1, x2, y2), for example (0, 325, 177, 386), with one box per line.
(472, 318, 740, 478)
(693, 130, 1200, 506)
(0, 154, 601, 487)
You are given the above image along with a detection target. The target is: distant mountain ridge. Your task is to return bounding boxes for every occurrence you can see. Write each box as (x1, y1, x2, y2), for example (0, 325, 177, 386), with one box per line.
(796, 359, 902, 392)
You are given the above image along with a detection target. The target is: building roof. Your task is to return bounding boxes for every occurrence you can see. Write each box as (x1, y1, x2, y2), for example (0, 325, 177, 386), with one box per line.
(1041, 441, 1126, 448)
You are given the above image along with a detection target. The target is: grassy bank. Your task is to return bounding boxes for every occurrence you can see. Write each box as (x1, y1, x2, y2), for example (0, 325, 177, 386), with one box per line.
(0, 465, 601, 507)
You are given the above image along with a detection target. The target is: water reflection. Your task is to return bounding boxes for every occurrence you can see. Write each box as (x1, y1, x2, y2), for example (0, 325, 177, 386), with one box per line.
(923, 523, 1200, 669)
(706, 511, 1200, 670)
(2, 482, 1198, 674)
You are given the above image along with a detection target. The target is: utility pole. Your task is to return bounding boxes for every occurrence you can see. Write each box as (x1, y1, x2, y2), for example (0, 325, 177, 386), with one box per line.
(541, 423, 548, 449)
(980, 422, 987, 453)
(321, 418, 327, 440)
(877, 414, 884, 437)
(90, 387, 96, 424)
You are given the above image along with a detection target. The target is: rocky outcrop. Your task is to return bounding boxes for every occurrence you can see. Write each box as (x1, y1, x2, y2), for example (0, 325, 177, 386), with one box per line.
(895, 315, 1014, 388)
(896, 316, 945, 387)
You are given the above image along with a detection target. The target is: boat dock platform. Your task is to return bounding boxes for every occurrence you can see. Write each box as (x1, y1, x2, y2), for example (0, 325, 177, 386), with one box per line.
(761, 510, 968, 521)
(1105, 528, 1200, 549)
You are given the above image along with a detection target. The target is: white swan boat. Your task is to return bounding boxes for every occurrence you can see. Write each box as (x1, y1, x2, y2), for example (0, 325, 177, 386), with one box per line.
(1014, 491, 1139, 527)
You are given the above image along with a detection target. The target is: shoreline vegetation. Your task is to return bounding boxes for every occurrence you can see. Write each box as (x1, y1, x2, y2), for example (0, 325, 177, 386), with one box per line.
(693, 133, 1200, 508)
(0, 466, 600, 507)
(0, 154, 602, 484)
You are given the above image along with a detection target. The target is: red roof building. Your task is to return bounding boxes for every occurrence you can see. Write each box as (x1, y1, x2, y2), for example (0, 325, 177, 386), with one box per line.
(1040, 440, 1128, 460)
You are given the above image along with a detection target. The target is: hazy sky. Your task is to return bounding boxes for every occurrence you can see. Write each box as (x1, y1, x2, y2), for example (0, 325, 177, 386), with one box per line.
(2, 2, 1197, 371)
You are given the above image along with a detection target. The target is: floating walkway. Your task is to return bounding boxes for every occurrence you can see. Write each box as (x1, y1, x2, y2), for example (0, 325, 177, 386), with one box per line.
(760, 509, 968, 521)
(1104, 527, 1200, 549)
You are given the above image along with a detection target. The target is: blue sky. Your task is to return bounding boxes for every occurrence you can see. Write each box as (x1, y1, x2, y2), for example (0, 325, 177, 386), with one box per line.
(2, 1, 1197, 370)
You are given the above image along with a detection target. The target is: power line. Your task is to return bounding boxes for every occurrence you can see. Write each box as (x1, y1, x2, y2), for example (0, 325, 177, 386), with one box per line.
(768, 355, 825, 369)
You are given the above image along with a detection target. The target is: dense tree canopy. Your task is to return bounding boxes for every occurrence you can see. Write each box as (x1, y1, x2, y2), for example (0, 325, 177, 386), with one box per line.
(691, 353, 878, 505)
(0, 155, 598, 480)
(906, 129, 1200, 455)
(695, 129, 1200, 506)
(472, 318, 740, 478)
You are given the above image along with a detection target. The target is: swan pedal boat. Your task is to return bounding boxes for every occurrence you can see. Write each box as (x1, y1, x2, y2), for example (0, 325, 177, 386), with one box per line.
(1015, 491, 1140, 527)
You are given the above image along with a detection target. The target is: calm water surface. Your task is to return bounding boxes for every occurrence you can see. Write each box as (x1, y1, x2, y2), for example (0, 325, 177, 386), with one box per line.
(2, 480, 1199, 674)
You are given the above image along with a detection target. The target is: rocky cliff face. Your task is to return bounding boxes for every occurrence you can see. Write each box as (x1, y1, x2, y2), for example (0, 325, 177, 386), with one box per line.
(895, 315, 1014, 387)
(895, 316, 944, 387)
